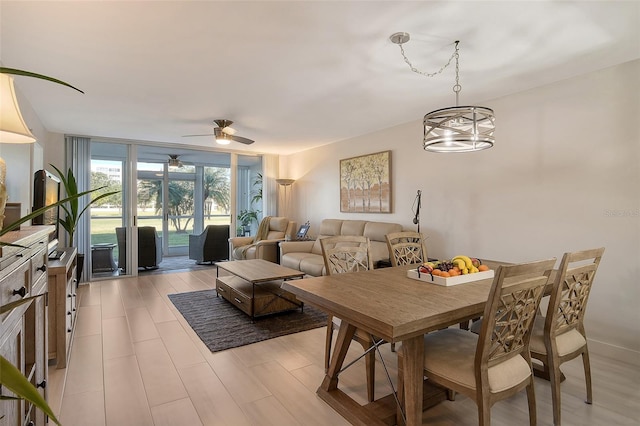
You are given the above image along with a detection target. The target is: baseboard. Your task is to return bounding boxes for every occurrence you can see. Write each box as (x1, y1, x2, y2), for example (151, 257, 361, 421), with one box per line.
(588, 337, 640, 367)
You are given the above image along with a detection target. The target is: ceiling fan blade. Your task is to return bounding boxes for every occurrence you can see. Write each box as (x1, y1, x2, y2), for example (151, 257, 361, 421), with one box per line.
(230, 135, 255, 145)
(221, 126, 237, 135)
(182, 134, 215, 137)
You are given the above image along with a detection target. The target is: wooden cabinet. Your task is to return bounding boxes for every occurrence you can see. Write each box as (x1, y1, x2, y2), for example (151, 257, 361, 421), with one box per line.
(0, 225, 52, 426)
(47, 246, 77, 369)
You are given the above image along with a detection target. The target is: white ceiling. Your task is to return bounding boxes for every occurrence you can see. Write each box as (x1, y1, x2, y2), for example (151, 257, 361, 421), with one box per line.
(1, 1, 639, 155)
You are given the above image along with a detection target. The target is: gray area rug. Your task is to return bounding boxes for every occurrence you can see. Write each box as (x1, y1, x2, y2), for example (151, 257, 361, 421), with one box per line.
(168, 289, 327, 353)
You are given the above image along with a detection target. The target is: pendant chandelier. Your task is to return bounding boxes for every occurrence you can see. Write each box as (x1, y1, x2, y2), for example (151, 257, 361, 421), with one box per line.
(390, 33, 495, 153)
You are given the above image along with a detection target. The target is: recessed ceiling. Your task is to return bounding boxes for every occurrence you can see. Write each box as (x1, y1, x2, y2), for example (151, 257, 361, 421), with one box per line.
(1, 1, 638, 155)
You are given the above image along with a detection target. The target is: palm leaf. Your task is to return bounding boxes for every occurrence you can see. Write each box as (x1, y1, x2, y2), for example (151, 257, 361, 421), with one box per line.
(0, 67, 84, 93)
(0, 356, 61, 425)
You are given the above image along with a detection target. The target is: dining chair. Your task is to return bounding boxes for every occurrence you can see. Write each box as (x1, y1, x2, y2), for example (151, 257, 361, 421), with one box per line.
(385, 231, 428, 267)
(529, 247, 604, 426)
(385, 231, 428, 351)
(320, 235, 378, 402)
(397, 258, 556, 426)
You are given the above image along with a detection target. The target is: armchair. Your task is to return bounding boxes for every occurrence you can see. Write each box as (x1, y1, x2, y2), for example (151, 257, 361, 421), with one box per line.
(228, 216, 295, 263)
(189, 225, 230, 264)
(115, 226, 162, 272)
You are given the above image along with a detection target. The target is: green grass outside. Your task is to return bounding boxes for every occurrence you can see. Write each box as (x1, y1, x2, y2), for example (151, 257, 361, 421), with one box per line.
(90, 211, 231, 255)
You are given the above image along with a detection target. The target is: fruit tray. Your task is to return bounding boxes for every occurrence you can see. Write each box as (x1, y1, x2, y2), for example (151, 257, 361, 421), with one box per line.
(407, 268, 495, 287)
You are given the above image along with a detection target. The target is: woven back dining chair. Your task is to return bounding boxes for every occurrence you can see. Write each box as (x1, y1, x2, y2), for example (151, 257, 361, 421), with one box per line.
(529, 247, 604, 426)
(385, 231, 428, 267)
(320, 235, 378, 402)
(397, 258, 556, 426)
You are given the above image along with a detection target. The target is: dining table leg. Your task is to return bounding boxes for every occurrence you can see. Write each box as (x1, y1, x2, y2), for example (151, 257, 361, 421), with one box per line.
(321, 320, 357, 391)
(401, 335, 424, 426)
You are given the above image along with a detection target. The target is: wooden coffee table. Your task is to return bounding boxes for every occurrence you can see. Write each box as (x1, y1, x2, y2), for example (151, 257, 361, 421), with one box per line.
(216, 259, 305, 320)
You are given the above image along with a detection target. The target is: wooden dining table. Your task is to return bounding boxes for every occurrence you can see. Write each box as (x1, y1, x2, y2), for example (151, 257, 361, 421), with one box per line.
(281, 261, 516, 426)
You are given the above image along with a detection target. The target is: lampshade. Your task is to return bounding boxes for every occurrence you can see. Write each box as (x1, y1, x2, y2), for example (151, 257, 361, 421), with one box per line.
(0, 73, 36, 144)
(276, 178, 295, 186)
(423, 106, 495, 152)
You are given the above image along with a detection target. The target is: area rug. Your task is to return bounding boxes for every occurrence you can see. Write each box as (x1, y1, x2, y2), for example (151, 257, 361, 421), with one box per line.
(168, 289, 327, 353)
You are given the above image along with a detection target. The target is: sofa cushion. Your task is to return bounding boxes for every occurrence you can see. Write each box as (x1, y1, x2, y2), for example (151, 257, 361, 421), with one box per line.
(363, 221, 403, 242)
(364, 221, 403, 262)
(319, 219, 344, 235)
(370, 241, 390, 263)
(299, 256, 326, 277)
(281, 251, 314, 271)
(341, 220, 367, 236)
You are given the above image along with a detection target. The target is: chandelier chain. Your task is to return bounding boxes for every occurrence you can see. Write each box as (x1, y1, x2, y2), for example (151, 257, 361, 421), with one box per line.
(453, 42, 461, 105)
(398, 42, 457, 78)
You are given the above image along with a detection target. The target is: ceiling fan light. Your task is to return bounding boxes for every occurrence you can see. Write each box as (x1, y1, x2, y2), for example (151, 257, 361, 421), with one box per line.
(215, 135, 231, 145)
(423, 106, 495, 153)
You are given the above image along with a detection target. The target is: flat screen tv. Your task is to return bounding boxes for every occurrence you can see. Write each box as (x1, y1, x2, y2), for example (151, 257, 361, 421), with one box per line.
(32, 169, 61, 240)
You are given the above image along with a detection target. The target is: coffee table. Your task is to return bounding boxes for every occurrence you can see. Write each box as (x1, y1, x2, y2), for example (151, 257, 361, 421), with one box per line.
(216, 259, 305, 320)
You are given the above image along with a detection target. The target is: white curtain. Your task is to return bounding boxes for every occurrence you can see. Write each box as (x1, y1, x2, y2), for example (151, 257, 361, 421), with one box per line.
(65, 135, 91, 283)
(263, 153, 278, 216)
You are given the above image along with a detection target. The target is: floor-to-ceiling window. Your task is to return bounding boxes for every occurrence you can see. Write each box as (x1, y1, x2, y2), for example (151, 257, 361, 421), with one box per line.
(89, 141, 253, 279)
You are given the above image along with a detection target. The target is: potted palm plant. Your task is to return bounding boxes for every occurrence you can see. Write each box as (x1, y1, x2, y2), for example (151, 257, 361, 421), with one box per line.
(51, 164, 119, 282)
(0, 191, 99, 426)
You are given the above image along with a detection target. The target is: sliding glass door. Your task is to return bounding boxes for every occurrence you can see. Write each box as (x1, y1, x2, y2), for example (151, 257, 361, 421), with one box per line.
(89, 142, 133, 278)
(89, 141, 256, 278)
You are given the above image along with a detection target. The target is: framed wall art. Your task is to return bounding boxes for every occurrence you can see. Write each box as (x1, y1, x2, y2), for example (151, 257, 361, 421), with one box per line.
(340, 150, 391, 213)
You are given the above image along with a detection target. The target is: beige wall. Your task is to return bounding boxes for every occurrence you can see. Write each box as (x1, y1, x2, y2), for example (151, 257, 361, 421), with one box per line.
(281, 59, 640, 361)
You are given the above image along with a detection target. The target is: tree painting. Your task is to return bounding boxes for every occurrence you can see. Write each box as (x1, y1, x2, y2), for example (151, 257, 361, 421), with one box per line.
(340, 151, 391, 213)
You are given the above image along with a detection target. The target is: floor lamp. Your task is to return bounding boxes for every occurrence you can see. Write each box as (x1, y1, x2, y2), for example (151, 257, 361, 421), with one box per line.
(276, 178, 295, 222)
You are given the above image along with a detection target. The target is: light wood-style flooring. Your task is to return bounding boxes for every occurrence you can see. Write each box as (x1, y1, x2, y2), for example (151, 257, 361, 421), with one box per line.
(49, 269, 640, 425)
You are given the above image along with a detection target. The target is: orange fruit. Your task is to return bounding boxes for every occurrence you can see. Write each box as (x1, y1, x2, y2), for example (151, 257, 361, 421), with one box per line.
(432, 269, 442, 276)
(441, 271, 451, 277)
(478, 265, 490, 272)
(448, 269, 460, 276)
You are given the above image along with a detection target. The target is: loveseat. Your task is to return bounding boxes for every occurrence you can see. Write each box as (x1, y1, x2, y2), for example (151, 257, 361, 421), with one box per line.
(279, 219, 402, 276)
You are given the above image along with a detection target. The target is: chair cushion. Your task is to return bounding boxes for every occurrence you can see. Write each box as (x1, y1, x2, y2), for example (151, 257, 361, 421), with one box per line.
(529, 316, 587, 357)
(423, 328, 532, 393)
(266, 230, 285, 240)
(269, 217, 289, 232)
(233, 245, 257, 260)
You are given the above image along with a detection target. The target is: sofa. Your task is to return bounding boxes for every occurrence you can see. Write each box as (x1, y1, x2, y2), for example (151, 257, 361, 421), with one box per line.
(228, 217, 296, 263)
(279, 219, 403, 276)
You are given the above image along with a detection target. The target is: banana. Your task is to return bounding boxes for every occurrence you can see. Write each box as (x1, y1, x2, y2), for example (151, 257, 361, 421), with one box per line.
(452, 258, 466, 270)
(453, 255, 473, 269)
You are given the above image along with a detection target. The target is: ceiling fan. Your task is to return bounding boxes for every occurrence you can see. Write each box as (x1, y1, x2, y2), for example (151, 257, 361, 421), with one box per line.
(168, 154, 183, 167)
(183, 119, 255, 145)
